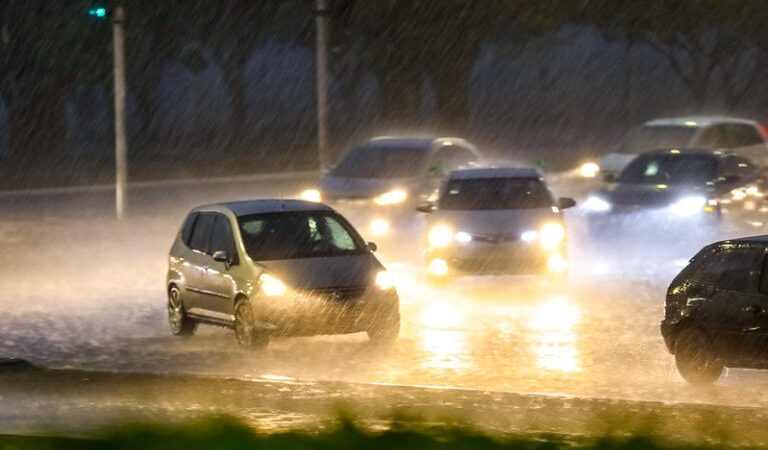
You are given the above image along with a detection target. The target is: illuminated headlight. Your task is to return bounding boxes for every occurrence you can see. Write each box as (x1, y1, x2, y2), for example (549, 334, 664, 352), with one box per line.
(260, 273, 287, 297)
(454, 231, 472, 244)
(539, 222, 565, 250)
(584, 196, 611, 212)
(370, 218, 390, 236)
(579, 162, 600, 178)
(299, 189, 321, 203)
(428, 258, 448, 276)
(428, 225, 453, 248)
(375, 270, 396, 290)
(373, 189, 408, 205)
(520, 230, 539, 243)
(669, 196, 707, 216)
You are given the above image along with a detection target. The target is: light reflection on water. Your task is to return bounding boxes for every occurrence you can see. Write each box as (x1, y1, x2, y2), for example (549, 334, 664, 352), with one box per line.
(528, 297, 580, 373)
(419, 300, 469, 370)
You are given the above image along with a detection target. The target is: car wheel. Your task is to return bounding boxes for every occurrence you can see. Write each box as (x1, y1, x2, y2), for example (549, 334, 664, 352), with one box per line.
(234, 300, 269, 349)
(367, 313, 400, 346)
(168, 286, 197, 337)
(675, 326, 723, 385)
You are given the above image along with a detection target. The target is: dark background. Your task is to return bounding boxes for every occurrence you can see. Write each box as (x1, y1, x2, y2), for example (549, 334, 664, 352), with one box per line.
(1, 0, 767, 188)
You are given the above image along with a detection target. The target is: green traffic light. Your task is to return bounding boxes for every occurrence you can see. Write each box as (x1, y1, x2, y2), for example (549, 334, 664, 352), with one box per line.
(88, 7, 107, 18)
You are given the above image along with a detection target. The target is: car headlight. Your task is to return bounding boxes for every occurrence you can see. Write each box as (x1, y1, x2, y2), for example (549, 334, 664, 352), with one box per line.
(373, 189, 408, 205)
(375, 270, 396, 290)
(520, 230, 539, 242)
(428, 225, 454, 248)
(579, 162, 600, 178)
(669, 196, 707, 216)
(299, 189, 321, 203)
(454, 231, 472, 244)
(370, 218, 390, 236)
(539, 222, 565, 250)
(584, 195, 611, 212)
(260, 273, 287, 297)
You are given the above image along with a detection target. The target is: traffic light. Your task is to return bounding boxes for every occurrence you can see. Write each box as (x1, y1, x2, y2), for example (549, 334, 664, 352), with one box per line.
(87, 6, 107, 19)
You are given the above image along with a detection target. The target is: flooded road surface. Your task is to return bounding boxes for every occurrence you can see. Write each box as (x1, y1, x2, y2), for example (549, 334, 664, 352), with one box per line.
(3, 173, 768, 415)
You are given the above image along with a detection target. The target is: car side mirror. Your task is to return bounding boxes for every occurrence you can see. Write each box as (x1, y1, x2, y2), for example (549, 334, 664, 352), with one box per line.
(557, 197, 576, 209)
(367, 242, 378, 253)
(602, 173, 619, 183)
(212, 250, 230, 263)
(416, 201, 436, 213)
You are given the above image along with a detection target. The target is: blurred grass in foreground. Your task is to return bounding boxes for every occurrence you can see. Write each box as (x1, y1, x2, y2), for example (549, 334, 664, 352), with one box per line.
(0, 416, 756, 450)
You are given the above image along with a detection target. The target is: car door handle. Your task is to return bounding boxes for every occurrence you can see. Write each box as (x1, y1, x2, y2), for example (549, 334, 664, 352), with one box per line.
(743, 305, 765, 315)
(686, 297, 708, 306)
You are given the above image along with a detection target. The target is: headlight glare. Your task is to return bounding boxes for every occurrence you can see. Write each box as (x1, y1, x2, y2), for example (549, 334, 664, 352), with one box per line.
(299, 189, 321, 203)
(260, 273, 287, 297)
(373, 189, 408, 205)
(454, 231, 472, 244)
(579, 162, 600, 178)
(584, 195, 611, 212)
(670, 196, 707, 216)
(539, 222, 565, 250)
(375, 270, 396, 290)
(428, 225, 453, 248)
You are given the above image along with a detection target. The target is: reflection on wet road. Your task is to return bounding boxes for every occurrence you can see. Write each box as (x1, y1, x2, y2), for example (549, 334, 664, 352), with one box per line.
(3, 176, 768, 412)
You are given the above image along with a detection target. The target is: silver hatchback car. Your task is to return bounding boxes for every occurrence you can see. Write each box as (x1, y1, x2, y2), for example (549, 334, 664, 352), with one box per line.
(166, 200, 400, 348)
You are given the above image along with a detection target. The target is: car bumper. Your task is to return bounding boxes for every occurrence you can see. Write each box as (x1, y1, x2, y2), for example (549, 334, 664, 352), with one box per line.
(587, 208, 719, 236)
(254, 289, 400, 336)
(427, 242, 565, 276)
(660, 319, 677, 354)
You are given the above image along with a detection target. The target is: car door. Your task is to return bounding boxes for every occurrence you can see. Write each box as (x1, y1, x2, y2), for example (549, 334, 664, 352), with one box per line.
(201, 213, 238, 316)
(741, 250, 768, 362)
(184, 212, 216, 311)
(692, 245, 765, 360)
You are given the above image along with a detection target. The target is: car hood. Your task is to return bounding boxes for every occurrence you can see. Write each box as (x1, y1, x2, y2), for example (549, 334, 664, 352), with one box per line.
(317, 175, 421, 200)
(258, 254, 382, 290)
(429, 209, 558, 236)
(602, 183, 711, 207)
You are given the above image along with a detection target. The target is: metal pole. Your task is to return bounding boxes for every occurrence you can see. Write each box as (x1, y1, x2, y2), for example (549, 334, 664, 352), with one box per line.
(113, 6, 128, 219)
(315, 0, 330, 171)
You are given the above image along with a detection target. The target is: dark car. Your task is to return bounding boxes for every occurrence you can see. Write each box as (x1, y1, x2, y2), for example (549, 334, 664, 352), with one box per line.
(166, 200, 400, 348)
(661, 237, 768, 384)
(583, 148, 766, 236)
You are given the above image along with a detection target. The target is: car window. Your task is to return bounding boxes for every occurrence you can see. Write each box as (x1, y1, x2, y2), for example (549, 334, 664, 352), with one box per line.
(331, 143, 430, 179)
(209, 214, 235, 256)
(238, 211, 366, 261)
(760, 255, 768, 294)
(189, 212, 215, 254)
(438, 177, 553, 210)
(696, 125, 729, 148)
(619, 153, 717, 185)
(181, 212, 198, 247)
(725, 124, 763, 147)
(690, 246, 763, 292)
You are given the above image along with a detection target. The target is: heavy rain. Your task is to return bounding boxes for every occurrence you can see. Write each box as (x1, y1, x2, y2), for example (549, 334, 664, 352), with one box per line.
(4, 1, 768, 448)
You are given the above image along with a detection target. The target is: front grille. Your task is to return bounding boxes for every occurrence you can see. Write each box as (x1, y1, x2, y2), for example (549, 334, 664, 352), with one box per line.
(471, 233, 519, 245)
(304, 286, 368, 302)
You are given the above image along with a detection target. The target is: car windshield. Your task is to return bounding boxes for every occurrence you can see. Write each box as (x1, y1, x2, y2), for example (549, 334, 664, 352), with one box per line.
(237, 211, 366, 261)
(620, 125, 697, 152)
(438, 177, 553, 210)
(619, 154, 717, 185)
(331, 143, 430, 178)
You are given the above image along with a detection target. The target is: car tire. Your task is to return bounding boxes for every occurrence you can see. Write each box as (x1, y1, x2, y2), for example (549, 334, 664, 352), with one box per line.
(234, 300, 270, 349)
(674, 326, 723, 385)
(367, 313, 400, 346)
(168, 286, 197, 337)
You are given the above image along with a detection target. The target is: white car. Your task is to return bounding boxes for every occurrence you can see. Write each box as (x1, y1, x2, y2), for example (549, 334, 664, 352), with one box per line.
(416, 168, 576, 280)
(580, 116, 768, 178)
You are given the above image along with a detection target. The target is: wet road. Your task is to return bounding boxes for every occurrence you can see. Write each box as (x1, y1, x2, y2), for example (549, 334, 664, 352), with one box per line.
(3, 173, 768, 415)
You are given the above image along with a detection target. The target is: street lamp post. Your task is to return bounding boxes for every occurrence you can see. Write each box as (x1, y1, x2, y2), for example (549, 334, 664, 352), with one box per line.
(112, 6, 128, 219)
(315, 0, 330, 171)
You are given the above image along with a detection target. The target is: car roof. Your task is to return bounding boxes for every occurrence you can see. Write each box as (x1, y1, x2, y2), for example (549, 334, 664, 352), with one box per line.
(366, 136, 476, 150)
(449, 167, 541, 179)
(637, 148, 724, 158)
(644, 116, 759, 128)
(194, 199, 332, 216)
